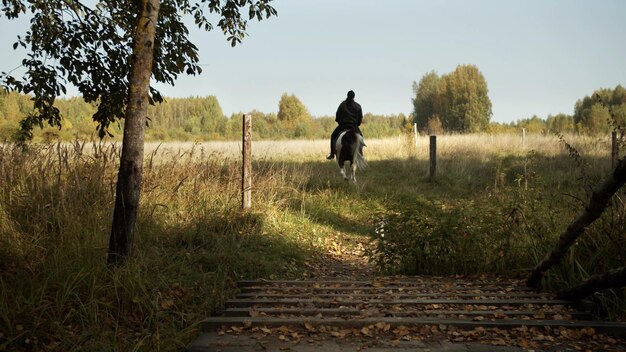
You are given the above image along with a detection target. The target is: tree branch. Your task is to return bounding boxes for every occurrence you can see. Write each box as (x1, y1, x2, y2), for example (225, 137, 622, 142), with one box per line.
(527, 157, 626, 287)
(557, 266, 626, 300)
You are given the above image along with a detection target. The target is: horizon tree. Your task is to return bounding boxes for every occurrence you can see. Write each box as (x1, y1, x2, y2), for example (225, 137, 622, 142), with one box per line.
(574, 85, 626, 134)
(412, 64, 492, 133)
(277, 93, 311, 138)
(0, 0, 277, 264)
(412, 71, 440, 132)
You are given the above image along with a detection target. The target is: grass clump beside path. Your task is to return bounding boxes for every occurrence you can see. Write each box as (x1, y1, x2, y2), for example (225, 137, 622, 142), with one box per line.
(1, 133, 625, 350)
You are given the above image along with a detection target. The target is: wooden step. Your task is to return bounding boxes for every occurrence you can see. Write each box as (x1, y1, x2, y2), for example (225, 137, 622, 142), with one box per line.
(195, 278, 626, 345)
(235, 292, 552, 299)
(202, 316, 626, 337)
(218, 307, 588, 319)
(237, 279, 525, 288)
(238, 285, 534, 293)
(225, 298, 571, 308)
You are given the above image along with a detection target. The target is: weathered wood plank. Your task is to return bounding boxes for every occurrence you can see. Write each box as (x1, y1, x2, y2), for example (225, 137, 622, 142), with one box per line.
(219, 307, 586, 319)
(238, 279, 523, 287)
(237, 279, 533, 291)
(238, 285, 534, 293)
(202, 316, 626, 336)
(225, 298, 571, 308)
(235, 292, 551, 299)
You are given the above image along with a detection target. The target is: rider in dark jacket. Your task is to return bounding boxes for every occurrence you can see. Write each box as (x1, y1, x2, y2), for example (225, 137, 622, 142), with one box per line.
(327, 90, 363, 160)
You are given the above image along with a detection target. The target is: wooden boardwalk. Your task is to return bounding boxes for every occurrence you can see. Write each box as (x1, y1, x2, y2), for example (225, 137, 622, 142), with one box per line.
(188, 277, 626, 351)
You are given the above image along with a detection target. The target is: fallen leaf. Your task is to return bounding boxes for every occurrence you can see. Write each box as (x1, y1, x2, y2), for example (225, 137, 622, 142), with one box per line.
(331, 330, 346, 338)
(160, 299, 174, 309)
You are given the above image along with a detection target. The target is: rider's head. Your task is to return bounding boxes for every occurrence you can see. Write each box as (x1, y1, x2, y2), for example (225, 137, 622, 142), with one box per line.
(347, 90, 355, 100)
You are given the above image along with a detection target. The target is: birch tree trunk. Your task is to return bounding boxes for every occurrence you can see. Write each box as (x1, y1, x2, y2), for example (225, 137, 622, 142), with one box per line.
(107, 0, 160, 264)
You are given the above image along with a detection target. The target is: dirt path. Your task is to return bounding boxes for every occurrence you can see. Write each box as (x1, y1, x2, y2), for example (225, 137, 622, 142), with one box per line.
(302, 232, 376, 280)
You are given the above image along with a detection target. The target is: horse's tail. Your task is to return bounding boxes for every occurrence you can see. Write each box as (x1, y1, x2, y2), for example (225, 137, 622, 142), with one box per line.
(353, 134, 368, 171)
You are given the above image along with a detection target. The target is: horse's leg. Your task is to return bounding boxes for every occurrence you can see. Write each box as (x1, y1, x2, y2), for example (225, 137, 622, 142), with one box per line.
(338, 160, 348, 180)
(351, 161, 357, 183)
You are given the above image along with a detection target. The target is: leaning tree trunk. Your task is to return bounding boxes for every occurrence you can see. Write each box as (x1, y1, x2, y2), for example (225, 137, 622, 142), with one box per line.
(107, 0, 160, 265)
(526, 157, 626, 287)
(557, 266, 626, 300)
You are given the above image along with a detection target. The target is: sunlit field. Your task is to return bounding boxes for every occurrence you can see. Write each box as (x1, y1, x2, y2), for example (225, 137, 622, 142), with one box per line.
(140, 132, 613, 163)
(1, 133, 623, 351)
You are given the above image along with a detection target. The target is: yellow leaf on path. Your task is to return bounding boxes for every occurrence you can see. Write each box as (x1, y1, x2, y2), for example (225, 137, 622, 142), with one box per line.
(517, 338, 529, 348)
(581, 327, 595, 336)
(492, 338, 506, 346)
(331, 330, 347, 338)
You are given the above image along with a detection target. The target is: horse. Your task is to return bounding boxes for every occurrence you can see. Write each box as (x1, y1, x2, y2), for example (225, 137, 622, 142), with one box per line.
(336, 127, 367, 183)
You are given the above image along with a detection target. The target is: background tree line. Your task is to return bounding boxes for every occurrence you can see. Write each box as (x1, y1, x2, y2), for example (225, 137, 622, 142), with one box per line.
(0, 90, 409, 141)
(489, 85, 626, 135)
(2, 82, 625, 142)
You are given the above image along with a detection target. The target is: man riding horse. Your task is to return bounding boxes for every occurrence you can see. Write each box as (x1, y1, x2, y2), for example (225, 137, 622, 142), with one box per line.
(326, 90, 364, 160)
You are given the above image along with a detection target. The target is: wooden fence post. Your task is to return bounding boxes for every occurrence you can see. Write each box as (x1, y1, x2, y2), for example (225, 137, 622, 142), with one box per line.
(242, 114, 252, 210)
(413, 123, 418, 148)
(522, 128, 526, 146)
(429, 135, 436, 180)
(612, 131, 618, 169)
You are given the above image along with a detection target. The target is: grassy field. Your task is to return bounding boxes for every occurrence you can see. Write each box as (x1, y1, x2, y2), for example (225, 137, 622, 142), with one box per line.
(0, 133, 624, 351)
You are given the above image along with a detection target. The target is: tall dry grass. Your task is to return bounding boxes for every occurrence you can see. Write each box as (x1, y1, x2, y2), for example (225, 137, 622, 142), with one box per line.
(0, 140, 320, 351)
(0, 132, 624, 350)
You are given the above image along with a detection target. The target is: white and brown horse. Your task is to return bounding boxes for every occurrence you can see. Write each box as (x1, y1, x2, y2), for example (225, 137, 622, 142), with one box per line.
(336, 127, 367, 183)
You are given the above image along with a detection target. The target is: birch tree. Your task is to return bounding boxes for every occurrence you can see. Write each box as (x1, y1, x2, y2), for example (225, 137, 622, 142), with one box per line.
(0, 0, 277, 264)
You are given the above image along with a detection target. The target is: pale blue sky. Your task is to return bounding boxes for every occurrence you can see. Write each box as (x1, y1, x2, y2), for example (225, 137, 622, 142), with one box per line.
(1, 0, 625, 123)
